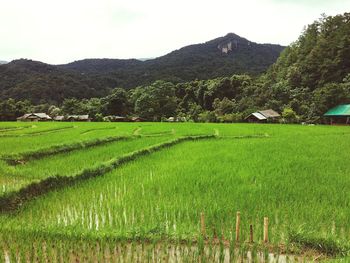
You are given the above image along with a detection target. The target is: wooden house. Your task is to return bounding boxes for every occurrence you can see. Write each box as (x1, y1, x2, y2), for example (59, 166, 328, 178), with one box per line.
(246, 109, 280, 123)
(66, 115, 91, 122)
(131, 116, 144, 122)
(324, 104, 350, 125)
(103, 115, 127, 122)
(17, 113, 52, 122)
(53, 116, 65, 121)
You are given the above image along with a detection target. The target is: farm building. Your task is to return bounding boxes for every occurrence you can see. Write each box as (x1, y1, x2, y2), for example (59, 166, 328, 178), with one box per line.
(103, 116, 127, 122)
(165, 117, 186, 122)
(53, 116, 65, 121)
(17, 113, 52, 122)
(131, 116, 144, 122)
(324, 104, 350, 125)
(66, 115, 91, 122)
(246, 109, 280, 123)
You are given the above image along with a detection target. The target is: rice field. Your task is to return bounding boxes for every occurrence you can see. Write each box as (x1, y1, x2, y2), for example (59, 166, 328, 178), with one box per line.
(0, 122, 349, 262)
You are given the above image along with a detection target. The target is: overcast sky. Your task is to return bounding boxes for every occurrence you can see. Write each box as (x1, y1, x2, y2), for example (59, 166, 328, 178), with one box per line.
(0, 0, 349, 64)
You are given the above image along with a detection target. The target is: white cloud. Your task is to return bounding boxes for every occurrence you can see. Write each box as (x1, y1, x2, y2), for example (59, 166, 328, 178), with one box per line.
(0, 0, 349, 64)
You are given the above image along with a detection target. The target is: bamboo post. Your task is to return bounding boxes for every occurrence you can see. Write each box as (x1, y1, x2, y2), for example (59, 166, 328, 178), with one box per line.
(213, 227, 217, 239)
(263, 217, 269, 243)
(235, 211, 241, 242)
(200, 212, 206, 237)
(249, 224, 254, 243)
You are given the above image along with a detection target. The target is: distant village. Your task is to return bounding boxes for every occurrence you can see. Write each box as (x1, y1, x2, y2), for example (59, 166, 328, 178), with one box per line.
(16, 113, 144, 122)
(16, 104, 350, 125)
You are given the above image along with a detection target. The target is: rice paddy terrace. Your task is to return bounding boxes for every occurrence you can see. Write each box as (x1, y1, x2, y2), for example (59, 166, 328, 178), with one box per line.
(0, 122, 349, 262)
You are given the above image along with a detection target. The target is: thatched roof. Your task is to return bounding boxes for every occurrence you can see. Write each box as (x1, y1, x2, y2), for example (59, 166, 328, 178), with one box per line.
(131, 116, 143, 122)
(245, 109, 280, 121)
(67, 115, 89, 120)
(53, 116, 65, 121)
(258, 109, 280, 118)
(17, 113, 51, 120)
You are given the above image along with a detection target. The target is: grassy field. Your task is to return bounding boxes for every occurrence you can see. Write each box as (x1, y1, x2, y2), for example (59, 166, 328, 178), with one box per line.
(0, 122, 349, 261)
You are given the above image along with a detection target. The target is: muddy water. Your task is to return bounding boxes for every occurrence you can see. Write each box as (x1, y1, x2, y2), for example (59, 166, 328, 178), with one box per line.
(3, 243, 320, 262)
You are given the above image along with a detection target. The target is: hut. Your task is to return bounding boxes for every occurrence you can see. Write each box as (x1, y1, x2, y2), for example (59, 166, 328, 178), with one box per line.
(66, 115, 91, 122)
(53, 116, 65, 121)
(131, 116, 144, 122)
(324, 104, 350, 125)
(246, 109, 280, 123)
(17, 113, 52, 122)
(103, 116, 126, 122)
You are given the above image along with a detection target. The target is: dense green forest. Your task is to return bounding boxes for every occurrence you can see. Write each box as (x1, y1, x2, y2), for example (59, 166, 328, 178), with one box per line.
(0, 13, 349, 122)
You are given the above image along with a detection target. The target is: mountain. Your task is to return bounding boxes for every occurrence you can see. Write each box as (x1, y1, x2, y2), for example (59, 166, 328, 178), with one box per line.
(59, 33, 284, 83)
(59, 58, 143, 73)
(0, 59, 111, 104)
(0, 33, 285, 104)
(143, 33, 284, 81)
(0, 60, 7, 65)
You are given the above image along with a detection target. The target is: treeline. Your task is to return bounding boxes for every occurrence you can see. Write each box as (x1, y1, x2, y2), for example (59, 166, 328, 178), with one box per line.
(1, 13, 349, 122)
(2, 73, 349, 123)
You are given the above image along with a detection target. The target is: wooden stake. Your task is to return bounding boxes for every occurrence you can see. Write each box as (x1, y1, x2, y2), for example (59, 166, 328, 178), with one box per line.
(235, 211, 241, 242)
(263, 217, 269, 243)
(200, 212, 206, 237)
(212, 227, 217, 239)
(249, 224, 254, 243)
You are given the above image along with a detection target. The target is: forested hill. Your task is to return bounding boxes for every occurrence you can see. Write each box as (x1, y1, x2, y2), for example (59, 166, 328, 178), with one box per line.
(59, 58, 143, 74)
(265, 13, 350, 91)
(260, 12, 350, 118)
(60, 33, 284, 80)
(0, 33, 284, 104)
(0, 60, 112, 104)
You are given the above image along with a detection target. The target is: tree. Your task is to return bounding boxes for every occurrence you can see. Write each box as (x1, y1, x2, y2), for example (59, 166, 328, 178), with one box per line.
(15, 100, 33, 117)
(212, 97, 235, 116)
(83, 98, 104, 120)
(312, 82, 350, 117)
(198, 111, 217, 123)
(134, 81, 177, 120)
(217, 113, 243, 123)
(282, 107, 299, 123)
(48, 105, 61, 117)
(134, 92, 159, 120)
(186, 103, 203, 122)
(0, 99, 17, 121)
(103, 88, 129, 116)
(61, 98, 84, 115)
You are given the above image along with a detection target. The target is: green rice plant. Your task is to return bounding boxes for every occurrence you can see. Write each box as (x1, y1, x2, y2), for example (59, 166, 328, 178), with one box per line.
(289, 230, 350, 257)
(0, 135, 214, 211)
(2, 134, 135, 164)
(0, 124, 74, 137)
(0, 122, 139, 155)
(0, 122, 349, 260)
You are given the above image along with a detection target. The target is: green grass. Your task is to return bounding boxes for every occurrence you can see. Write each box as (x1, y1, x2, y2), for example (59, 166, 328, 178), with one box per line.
(0, 122, 349, 261)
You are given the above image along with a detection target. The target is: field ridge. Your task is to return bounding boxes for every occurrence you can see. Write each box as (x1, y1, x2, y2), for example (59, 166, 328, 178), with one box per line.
(0, 125, 75, 137)
(0, 134, 215, 212)
(2, 135, 137, 165)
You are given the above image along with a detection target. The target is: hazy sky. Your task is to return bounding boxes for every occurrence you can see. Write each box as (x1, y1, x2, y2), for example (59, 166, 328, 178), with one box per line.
(0, 0, 349, 64)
